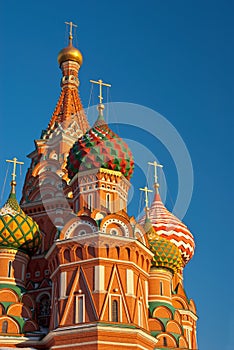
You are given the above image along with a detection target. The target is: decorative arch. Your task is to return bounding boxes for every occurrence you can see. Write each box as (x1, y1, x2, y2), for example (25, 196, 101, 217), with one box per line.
(148, 318, 164, 331)
(189, 299, 197, 313)
(0, 303, 5, 316)
(0, 289, 19, 303)
(63, 249, 71, 263)
(75, 246, 83, 260)
(23, 319, 38, 333)
(134, 224, 147, 245)
(174, 310, 182, 324)
(0, 316, 20, 334)
(100, 214, 133, 237)
(7, 303, 32, 319)
(166, 320, 183, 334)
(172, 295, 189, 310)
(153, 305, 173, 319)
(156, 333, 177, 348)
(179, 335, 189, 348)
(60, 216, 97, 239)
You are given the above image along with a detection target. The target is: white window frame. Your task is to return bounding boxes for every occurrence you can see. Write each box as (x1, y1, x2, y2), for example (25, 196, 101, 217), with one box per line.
(88, 193, 92, 210)
(60, 271, 67, 298)
(126, 269, 134, 295)
(75, 294, 85, 323)
(109, 295, 122, 322)
(94, 265, 105, 292)
(138, 300, 143, 327)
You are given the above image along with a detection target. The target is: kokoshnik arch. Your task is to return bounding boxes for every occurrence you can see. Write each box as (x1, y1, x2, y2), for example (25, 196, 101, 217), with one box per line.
(0, 22, 198, 350)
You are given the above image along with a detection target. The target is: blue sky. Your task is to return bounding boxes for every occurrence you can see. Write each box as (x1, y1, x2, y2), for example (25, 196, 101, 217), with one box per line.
(0, 1, 233, 349)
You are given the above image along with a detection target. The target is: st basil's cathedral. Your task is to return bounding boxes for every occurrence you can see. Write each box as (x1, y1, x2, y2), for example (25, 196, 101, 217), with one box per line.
(0, 23, 198, 349)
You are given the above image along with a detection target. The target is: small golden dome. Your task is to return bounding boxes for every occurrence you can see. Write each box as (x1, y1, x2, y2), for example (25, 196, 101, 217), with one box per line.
(57, 42, 83, 66)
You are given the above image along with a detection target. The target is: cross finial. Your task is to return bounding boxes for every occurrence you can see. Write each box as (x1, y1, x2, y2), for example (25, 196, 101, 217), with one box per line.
(6, 157, 24, 193)
(139, 186, 153, 209)
(148, 161, 163, 187)
(65, 21, 77, 43)
(90, 79, 111, 105)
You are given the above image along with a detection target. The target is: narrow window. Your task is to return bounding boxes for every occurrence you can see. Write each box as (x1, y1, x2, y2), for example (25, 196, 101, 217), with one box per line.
(160, 281, 163, 296)
(145, 280, 148, 303)
(54, 302, 58, 328)
(112, 300, 119, 322)
(163, 336, 167, 346)
(138, 301, 142, 326)
(88, 194, 92, 210)
(21, 264, 25, 281)
(94, 265, 105, 291)
(8, 261, 12, 277)
(2, 320, 8, 333)
(126, 269, 134, 295)
(106, 193, 111, 210)
(75, 295, 84, 323)
(60, 271, 67, 298)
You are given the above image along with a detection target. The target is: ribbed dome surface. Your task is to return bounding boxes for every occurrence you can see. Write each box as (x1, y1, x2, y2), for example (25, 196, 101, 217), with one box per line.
(0, 192, 41, 254)
(144, 218, 183, 273)
(140, 191, 195, 265)
(67, 114, 134, 180)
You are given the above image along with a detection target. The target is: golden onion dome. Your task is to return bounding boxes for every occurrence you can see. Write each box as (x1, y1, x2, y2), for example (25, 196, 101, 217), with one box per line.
(57, 41, 83, 66)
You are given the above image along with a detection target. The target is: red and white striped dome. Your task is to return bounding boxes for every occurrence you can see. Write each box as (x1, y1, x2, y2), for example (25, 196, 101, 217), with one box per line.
(139, 190, 195, 265)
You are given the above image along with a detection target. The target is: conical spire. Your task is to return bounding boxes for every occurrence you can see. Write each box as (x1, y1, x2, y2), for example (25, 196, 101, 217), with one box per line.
(45, 22, 89, 138)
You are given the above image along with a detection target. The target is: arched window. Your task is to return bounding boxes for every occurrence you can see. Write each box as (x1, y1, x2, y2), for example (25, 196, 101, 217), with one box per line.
(37, 294, 51, 329)
(64, 249, 70, 263)
(2, 320, 8, 333)
(112, 300, 119, 322)
(8, 261, 12, 277)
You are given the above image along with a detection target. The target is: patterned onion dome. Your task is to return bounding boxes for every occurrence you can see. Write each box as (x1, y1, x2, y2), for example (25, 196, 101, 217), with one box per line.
(67, 113, 134, 180)
(144, 218, 183, 273)
(0, 190, 41, 254)
(140, 189, 195, 265)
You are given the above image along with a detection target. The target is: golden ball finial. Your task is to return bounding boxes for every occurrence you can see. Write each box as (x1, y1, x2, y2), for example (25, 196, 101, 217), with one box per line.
(57, 40, 83, 66)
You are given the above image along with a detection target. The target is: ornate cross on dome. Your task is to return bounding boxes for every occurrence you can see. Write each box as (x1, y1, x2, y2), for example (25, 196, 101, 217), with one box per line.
(90, 79, 111, 104)
(65, 21, 77, 41)
(148, 160, 163, 186)
(6, 157, 24, 183)
(140, 186, 153, 209)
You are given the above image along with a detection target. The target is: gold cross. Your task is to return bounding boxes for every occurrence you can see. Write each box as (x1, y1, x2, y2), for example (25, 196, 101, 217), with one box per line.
(90, 79, 111, 104)
(6, 157, 24, 182)
(148, 161, 163, 185)
(139, 186, 153, 209)
(65, 21, 77, 40)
